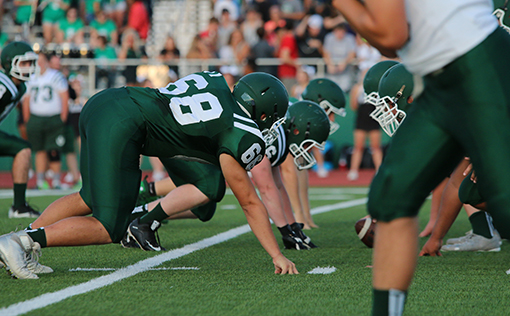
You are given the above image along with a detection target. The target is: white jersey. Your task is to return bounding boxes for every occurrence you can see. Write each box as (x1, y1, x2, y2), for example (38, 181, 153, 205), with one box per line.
(26, 68, 68, 116)
(398, 0, 498, 76)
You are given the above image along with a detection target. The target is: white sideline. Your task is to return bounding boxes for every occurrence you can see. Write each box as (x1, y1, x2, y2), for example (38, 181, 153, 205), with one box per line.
(0, 198, 367, 316)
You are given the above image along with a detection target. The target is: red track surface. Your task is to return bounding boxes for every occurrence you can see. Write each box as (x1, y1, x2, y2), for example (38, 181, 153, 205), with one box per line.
(0, 169, 375, 189)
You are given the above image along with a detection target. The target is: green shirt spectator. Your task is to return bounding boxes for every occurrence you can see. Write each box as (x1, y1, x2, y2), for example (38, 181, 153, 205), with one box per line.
(90, 10, 118, 47)
(84, 0, 101, 24)
(42, 0, 70, 24)
(0, 33, 8, 49)
(56, 7, 84, 45)
(14, 0, 33, 24)
(94, 46, 117, 59)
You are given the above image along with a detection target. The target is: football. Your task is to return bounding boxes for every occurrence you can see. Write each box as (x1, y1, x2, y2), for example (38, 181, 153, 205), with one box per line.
(354, 216, 376, 248)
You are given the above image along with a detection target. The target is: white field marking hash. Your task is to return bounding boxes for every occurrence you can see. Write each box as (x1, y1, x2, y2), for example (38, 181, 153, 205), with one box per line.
(69, 267, 200, 272)
(220, 204, 238, 210)
(0, 198, 367, 316)
(307, 266, 337, 274)
(309, 194, 353, 200)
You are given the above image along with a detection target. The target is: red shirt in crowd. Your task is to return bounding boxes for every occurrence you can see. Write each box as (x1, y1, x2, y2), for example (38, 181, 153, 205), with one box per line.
(277, 33, 298, 78)
(128, 1, 150, 40)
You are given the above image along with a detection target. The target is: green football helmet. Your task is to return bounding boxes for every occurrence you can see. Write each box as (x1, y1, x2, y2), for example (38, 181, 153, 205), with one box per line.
(301, 78, 346, 135)
(285, 100, 330, 170)
(363, 60, 400, 106)
(0, 41, 38, 81)
(370, 63, 414, 137)
(493, 0, 510, 33)
(233, 72, 289, 146)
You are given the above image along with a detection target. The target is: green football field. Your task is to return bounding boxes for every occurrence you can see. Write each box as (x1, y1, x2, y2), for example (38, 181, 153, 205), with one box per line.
(0, 187, 508, 316)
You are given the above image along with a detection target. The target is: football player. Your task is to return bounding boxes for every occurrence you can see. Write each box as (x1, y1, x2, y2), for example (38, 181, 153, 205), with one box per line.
(0, 71, 298, 279)
(419, 158, 502, 255)
(334, 0, 510, 315)
(123, 99, 330, 251)
(280, 78, 346, 228)
(0, 42, 40, 218)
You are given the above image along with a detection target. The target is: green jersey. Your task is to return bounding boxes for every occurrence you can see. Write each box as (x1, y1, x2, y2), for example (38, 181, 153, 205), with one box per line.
(59, 18, 85, 40)
(0, 71, 26, 124)
(265, 124, 289, 167)
(127, 71, 265, 170)
(90, 19, 117, 42)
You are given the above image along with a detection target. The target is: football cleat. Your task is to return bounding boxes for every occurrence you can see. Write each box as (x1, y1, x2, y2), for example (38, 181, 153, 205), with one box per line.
(136, 176, 160, 207)
(128, 218, 166, 251)
(441, 231, 502, 252)
(278, 224, 308, 250)
(8, 203, 40, 218)
(291, 222, 317, 249)
(282, 234, 307, 250)
(445, 230, 473, 245)
(0, 232, 38, 279)
(17, 231, 53, 274)
(120, 232, 140, 249)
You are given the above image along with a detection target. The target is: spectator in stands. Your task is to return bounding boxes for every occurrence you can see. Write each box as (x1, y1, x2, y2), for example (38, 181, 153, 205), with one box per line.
(213, 0, 240, 22)
(217, 9, 237, 52)
(275, 22, 298, 91)
(200, 17, 219, 57)
(56, 7, 85, 46)
(290, 67, 310, 99)
(119, 28, 147, 85)
(103, 0, 127, 30)
(93, 35, 117, 89)
(252, 0, 277, 22)
(0, 28, 8, 49)
(13, 0, 34, 26)
(250, 27, 277, 77)
(42, 0, 70, 43)
(158, 35, 180, 79)
(23, 52, 69, 190)
(279, 0, 306, 27)
(355, 34, 382, 78)
(315, 1, 346, 32)
(81, 0, 101, 24)
(127, 0, 150, 42)
(241, 6, 263, 47)
(186, 35, 213, 74)
(90, 10, 118, 48)
(219, 29, 250, 78)
(323, 23, 357, 92)
(264, 4, 286, 47)
(295, 14, 327, 64)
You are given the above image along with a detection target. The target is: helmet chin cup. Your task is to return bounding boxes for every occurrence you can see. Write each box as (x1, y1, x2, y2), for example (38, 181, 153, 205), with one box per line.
(289, 139, 325, 170)
(262, 117, 286, 146)
(370, 96, 406, 137)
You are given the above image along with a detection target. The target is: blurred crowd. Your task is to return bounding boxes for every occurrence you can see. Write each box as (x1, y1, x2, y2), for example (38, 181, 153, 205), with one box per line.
(0, 0, 382, 93)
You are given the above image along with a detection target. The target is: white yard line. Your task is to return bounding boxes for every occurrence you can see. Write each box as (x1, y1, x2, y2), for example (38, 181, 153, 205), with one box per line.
(0, 198, 367, 316)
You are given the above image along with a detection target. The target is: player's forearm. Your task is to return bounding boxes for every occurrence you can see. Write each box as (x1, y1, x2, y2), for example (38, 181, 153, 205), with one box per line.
(243, 203, 283, 259)
(333, 0, 408, 57)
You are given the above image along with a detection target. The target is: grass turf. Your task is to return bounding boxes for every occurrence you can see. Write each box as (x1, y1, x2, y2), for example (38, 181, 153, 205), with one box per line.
(0, 188, 508, 315)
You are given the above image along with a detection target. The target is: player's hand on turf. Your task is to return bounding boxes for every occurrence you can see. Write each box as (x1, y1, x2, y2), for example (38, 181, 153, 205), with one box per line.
(419, 237, 443, 257)
(273, 254, 299, 275)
